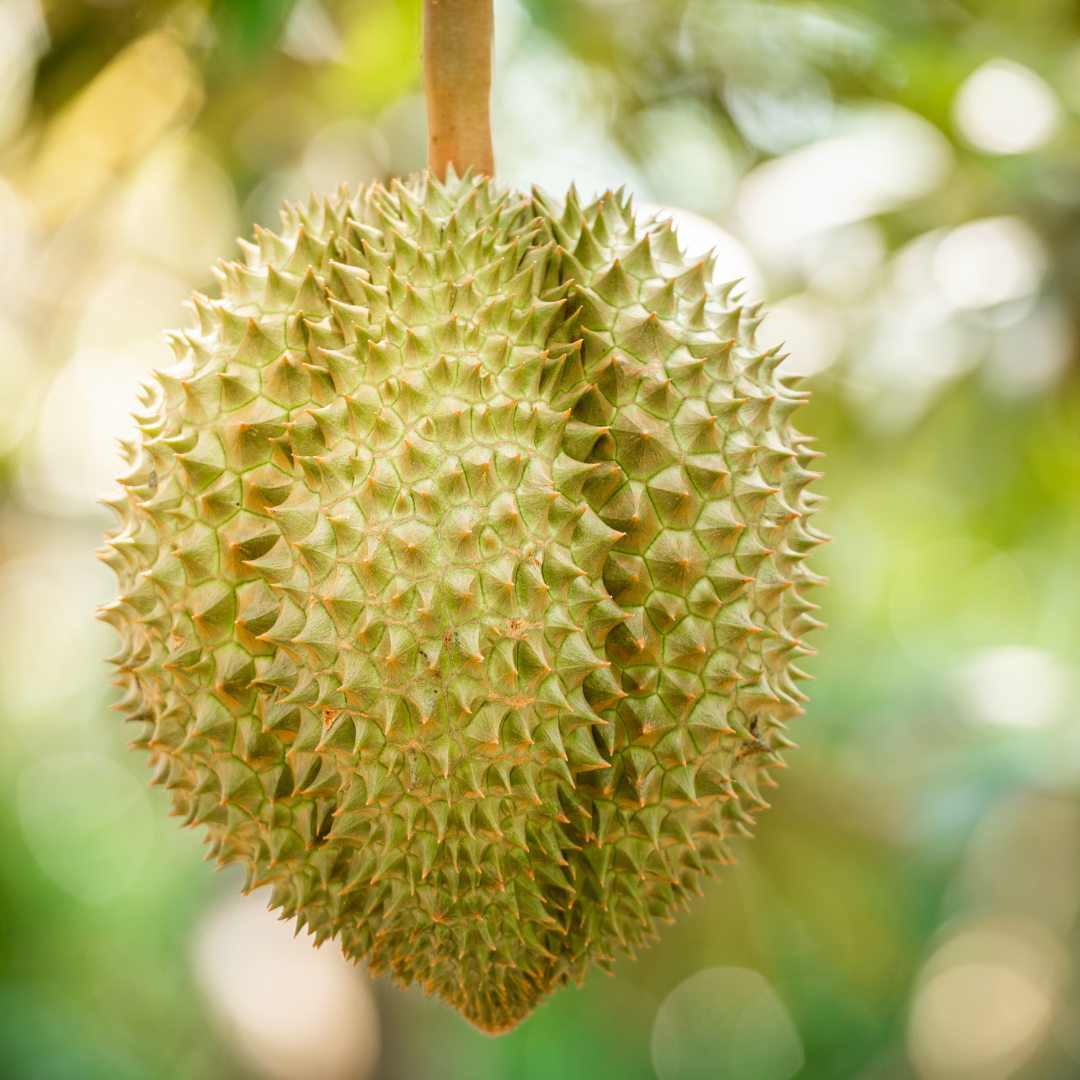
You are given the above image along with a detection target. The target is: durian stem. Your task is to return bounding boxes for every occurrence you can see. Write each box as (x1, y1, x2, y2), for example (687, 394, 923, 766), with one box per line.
(423, 0, 495, 180)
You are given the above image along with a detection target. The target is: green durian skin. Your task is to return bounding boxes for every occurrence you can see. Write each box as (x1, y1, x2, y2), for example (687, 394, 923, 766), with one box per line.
(98, 171, 825, 1034)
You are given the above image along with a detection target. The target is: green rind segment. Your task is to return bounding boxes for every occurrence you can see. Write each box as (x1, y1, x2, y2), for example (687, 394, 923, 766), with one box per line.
(97, 172, 826, 1034)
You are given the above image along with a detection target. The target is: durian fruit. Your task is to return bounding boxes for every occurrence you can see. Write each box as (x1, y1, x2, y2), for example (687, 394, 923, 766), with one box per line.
(98, 170, 825, 1034)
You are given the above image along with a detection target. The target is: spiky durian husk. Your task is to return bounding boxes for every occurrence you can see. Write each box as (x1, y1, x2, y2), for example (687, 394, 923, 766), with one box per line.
(98, 171, 825, 1033)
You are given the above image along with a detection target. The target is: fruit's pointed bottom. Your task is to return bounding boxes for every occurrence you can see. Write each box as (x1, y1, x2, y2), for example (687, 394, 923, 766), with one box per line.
(405, 962, 549, 1034)
(466, 1014, 530, 1036)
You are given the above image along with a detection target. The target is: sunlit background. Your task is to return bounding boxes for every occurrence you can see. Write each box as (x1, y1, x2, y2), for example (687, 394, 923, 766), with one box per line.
(2, 0, 1080, 1076)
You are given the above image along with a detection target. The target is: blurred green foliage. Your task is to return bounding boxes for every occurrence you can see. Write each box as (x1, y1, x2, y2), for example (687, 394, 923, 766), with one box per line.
(3, 0, 1080, 1078)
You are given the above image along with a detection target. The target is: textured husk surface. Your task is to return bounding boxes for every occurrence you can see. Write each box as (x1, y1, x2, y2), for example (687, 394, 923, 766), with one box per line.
(98, 171, 825, 1033)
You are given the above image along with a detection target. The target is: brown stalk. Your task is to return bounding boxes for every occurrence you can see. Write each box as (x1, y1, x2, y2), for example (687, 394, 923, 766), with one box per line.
(423, 0, 495, 181)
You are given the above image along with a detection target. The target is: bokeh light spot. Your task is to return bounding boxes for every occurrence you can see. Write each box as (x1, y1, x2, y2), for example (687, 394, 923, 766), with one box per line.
(737, 104, 952, 255)
(651, 967, 803, 1080)
(908, 921, 1065, 1080)
(192, 890, 380, 1080)
(931, 218, 1046, 311)
(953, 60, 1061, 155)
(16, 752, 153, 904)
(951, 646, 1074, 730)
